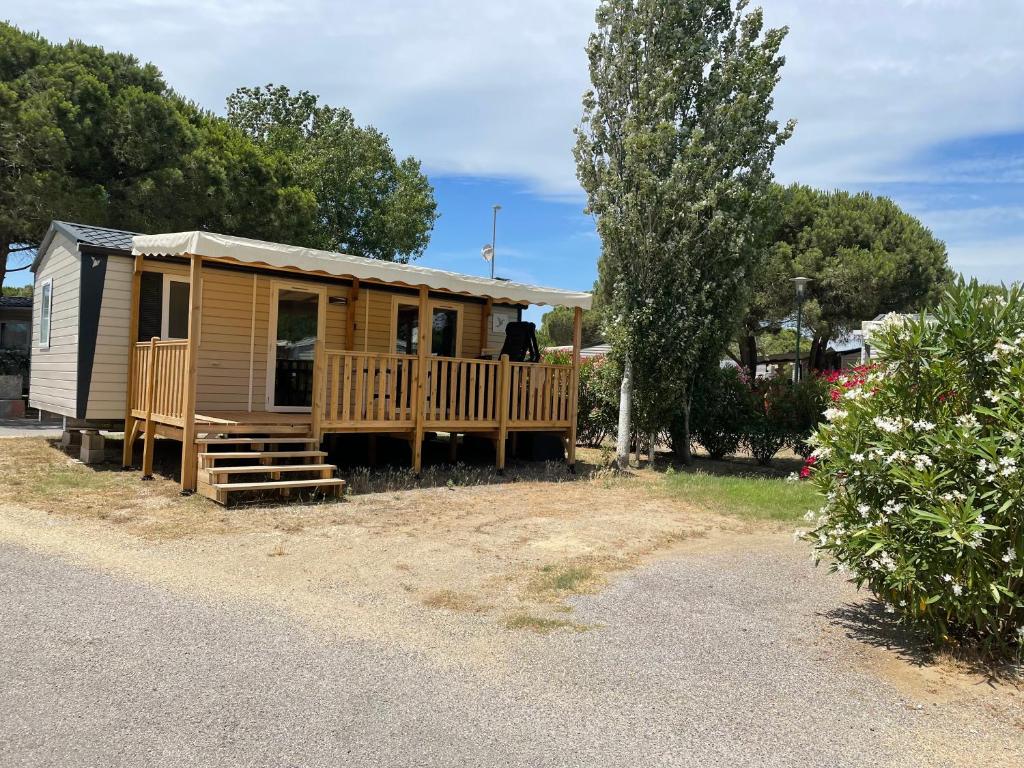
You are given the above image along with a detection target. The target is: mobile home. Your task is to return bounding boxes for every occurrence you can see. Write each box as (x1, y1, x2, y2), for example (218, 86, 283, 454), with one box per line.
(31, 222, 591, 503)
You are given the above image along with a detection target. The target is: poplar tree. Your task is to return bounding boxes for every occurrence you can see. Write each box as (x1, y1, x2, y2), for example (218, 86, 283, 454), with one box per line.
(575, 0, 794, 465)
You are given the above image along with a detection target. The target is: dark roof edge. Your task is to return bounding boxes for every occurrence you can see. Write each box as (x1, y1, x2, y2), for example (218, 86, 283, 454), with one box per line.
(33, 221, 133, 272)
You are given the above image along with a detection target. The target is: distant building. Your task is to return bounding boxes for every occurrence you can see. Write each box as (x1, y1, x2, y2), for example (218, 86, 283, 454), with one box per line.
(0, 295, 32, 352)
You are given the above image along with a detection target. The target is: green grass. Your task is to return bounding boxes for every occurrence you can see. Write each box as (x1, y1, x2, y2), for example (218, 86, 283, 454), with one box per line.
(503, 613, 588, 633)
(662, 469, 820, 523)
(531, 564, 595, 594)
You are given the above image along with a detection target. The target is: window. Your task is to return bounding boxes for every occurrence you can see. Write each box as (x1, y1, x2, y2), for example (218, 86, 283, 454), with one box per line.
(431, 307, 459, 357)
(39, 279, 52, 349)
(392, 299, 462, 357)
(395, 304, 419, 354)
(0, 321, 30, 350)
(161, 277, 190, 339)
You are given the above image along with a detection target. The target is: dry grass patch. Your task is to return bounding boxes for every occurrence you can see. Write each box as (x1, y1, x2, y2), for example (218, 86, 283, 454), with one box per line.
(530, 563, 598, 596)
(502, 613, 589, 633)
(422, 589, 489, 614)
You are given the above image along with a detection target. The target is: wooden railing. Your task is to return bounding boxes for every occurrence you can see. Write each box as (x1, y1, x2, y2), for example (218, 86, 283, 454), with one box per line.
(320, 351, 420, 430)
(131, 338, 188, 426)
(316, 349, 573, 433)
(423, 356, 502, 427)
(508, 361, 573, 427)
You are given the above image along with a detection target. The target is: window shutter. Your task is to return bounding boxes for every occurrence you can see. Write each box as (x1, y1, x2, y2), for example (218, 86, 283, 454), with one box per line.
(137, 272, 163, 341)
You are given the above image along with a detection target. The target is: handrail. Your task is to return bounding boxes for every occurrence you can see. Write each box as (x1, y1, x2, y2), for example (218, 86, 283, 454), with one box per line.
(316, 348, 572, 431)
(130, 338, 188, 425)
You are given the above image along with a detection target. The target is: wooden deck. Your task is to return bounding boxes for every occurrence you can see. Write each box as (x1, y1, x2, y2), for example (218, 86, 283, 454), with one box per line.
(125, 339, 578, 492)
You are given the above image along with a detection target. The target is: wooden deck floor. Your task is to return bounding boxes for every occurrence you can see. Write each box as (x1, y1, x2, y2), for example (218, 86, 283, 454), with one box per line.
(195, 411, 312, 427)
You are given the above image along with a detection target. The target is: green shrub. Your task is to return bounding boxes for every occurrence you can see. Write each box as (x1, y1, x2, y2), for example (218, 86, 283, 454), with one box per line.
(682, 366, 752, 459)
(744, 377, 795, 465)
(577, 355, 620, 447)
(802, 281, 1024, 656)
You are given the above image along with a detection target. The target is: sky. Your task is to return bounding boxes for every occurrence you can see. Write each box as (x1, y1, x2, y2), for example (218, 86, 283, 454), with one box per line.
(5, 0, 1024, 324)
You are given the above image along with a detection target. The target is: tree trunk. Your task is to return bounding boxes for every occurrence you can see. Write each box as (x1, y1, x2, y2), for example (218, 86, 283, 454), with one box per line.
(679, 397, 693, 465)
(648, 428, 657, 467)
(0, 240, 9, 294)
(739, 332, 758, 380)
(615, 356, 633, 470)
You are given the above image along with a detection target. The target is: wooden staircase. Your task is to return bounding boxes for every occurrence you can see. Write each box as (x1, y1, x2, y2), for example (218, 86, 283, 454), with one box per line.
(194, 433, 344, 505)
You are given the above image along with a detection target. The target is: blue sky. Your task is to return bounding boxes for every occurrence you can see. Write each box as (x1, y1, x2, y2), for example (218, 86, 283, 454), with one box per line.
(5, 0, 1024, 323)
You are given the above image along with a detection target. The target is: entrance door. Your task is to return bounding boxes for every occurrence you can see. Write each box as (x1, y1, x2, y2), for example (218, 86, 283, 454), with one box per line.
(268, 285, 323, 411)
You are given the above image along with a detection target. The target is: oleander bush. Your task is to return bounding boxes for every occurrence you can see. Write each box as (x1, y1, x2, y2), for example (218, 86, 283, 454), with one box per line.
(683, 366, 753, 460)
(801, 280, 1024, 656)
(576, 355, 621, 448)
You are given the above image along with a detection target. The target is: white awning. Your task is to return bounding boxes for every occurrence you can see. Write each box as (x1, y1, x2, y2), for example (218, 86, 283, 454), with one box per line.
(131, 230, 592, 309)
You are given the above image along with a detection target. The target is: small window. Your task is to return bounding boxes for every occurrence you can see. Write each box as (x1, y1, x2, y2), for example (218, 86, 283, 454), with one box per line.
(162, 278, 190, 339)
(39, 279, 52, 349)
(431, 308, 458, 357)
(395, 304, 419, 355)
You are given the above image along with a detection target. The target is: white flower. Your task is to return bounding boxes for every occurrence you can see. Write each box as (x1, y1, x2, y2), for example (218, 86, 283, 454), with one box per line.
(1017, 626, 1024, 640)
(912, 420, 936, 432)
(843, 389, 860, 400)
(985, 389, 1001, 403)
(786, 472, 799, 483)
(857, 504, 871, 518)
(873, 416, 902, 433)
(824, 408, 847, 422)
(957, 414, 980, 428)
(850, 453, 865, 463)
(883, 500, 904, 515)
(884, 604, 895, 614)
(811, 446, 833, 460)
(942, 573, 953, 583)
(952, 583, 963, 596)
(803, 510, 817, 522)
(793, 529, 806, 542)
(885, 450, 908, 465)
(1003, 547, 1017, 563)
(913, 454, 933, 471)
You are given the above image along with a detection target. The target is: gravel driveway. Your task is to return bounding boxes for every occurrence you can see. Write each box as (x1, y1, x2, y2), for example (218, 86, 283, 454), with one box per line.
(1, 540, 1020, 767)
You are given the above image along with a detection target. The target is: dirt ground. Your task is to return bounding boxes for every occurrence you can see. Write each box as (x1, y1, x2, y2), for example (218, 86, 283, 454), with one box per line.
(0, 437, 761, 641)
(0, 435, 1020, 756)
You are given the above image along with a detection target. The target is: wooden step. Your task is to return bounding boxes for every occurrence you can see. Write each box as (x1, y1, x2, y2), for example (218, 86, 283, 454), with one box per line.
(198, 476, 345, 504)
(196, 437, 318, 446)
(199, 450, 327, 462)
(203, 463, 336, 477)
(212, 478, 345, 492)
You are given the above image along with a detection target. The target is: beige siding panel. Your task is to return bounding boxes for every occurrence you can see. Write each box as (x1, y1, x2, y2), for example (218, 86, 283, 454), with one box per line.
(197, 269, 266, 412)
(28, 232, 80, 417)
(85, 255, 134, 420)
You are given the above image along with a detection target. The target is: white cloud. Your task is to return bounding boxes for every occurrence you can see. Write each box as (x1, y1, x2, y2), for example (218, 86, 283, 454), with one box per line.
(6, 0, 1024, 198)
(947, 237, 1024, 284)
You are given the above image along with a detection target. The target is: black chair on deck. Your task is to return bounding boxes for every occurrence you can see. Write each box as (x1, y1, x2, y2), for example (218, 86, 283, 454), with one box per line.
(499, 321, 541, 363)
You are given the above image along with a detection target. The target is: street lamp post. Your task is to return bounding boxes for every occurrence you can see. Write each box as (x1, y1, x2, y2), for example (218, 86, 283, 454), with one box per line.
(490, 204, 501, 280)
(791, 277, 812, 382)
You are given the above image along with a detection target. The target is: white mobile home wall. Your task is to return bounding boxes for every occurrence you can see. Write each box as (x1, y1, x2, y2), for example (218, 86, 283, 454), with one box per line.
(29, 231, 81, 417)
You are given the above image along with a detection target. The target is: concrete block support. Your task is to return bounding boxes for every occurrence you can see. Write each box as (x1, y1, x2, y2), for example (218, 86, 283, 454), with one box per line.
(79, 429, 107, 464)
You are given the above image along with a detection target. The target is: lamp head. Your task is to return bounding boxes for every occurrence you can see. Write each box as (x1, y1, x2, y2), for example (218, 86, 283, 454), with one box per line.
(791, 276, 812, 298)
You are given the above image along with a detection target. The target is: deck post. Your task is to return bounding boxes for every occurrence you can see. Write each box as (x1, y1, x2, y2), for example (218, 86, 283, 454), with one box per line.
(412, 285, 430, 475)
(179, 254, 203, 493)
(496, 354, 511, 471)
(567, 306, 582, 470)
(310, 338, 325, 444)
(345, 278, 360, 350)
(122, 254, 143, 468)
(141, 337, 158, 479)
